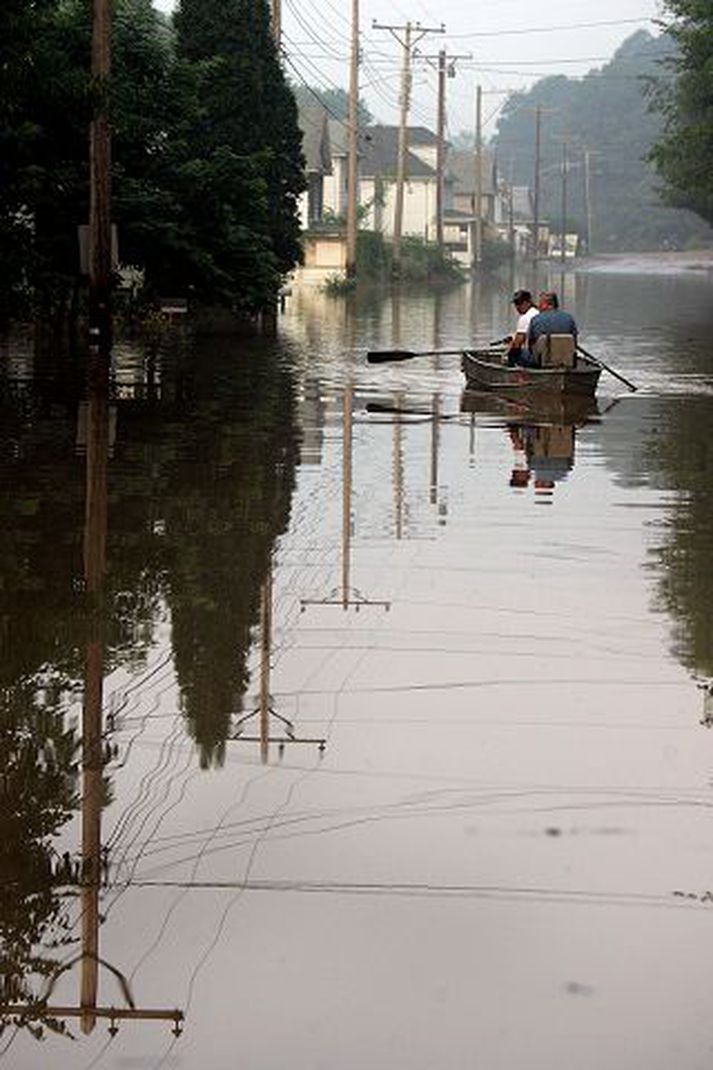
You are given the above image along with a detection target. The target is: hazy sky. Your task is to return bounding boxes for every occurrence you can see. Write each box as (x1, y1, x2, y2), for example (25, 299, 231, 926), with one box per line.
(153, 0, 664, 135)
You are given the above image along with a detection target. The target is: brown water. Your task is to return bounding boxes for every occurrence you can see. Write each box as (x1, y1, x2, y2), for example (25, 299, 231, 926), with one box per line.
(2, 268, 713, 1070)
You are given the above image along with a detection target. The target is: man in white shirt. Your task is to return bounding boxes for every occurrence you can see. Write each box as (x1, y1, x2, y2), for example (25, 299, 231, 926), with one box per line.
(507, 289, 539, 367)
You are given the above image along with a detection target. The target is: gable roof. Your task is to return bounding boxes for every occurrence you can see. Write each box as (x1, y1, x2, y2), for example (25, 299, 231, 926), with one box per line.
(297, 102, 332, 175)
(359, 125, 437, 179)
(327, 118, 348, 157)
(448, 149, 497, 197)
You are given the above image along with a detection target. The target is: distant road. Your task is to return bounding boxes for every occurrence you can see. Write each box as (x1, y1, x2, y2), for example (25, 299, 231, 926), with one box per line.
(576, 250, 713, 275)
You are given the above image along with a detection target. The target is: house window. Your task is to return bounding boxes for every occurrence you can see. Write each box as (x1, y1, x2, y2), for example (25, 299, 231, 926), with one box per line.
(308, 175, 323, 225)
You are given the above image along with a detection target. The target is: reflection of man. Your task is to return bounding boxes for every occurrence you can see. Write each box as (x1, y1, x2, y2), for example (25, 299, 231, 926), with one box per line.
(507, 424, 531, 488)
(507, 290, 539, 368)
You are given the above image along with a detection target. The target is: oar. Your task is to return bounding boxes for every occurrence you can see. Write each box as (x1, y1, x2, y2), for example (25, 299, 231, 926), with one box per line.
(576, 345, 637, 392)
(367, 347, 464, 364)
(367, 338, 508, 364)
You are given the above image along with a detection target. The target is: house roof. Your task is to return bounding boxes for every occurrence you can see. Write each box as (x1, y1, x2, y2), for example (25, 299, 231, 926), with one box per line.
(297, 102, 332, 175)
(448, 149, 496, 197)
(359, 125, 437, 179)
(327, 118, 348, 157)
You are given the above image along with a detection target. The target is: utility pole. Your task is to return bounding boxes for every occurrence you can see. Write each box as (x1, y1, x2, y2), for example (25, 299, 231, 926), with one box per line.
(89, 0, 112, 351)
(532, 104, 542, 265)
(507, 156, 515, 258)
(475, 84, 483, 268)
(436, 50, 446, 248)
(415, 50, 470, 250)
(529, 105, 557, 265)
(583, 148, 601, 256)
(560, 139, 568, 265)
(271, 0, 281, 45)
(372, 20, 445, 275)
(346, 0, 359, 277)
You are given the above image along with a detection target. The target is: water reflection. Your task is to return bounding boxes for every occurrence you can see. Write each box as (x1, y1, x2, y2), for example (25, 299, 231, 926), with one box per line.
(460, 390, 599, 502)
(0, 355, 184, 1042)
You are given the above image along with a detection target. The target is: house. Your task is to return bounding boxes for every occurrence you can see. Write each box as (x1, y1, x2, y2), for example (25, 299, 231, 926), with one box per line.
(357, 125, 440, 241)
(295, 103, 347, 285)
(442, 148, 501, 267)
(297, 102, 333, 229)
(323, 119, 349, 221)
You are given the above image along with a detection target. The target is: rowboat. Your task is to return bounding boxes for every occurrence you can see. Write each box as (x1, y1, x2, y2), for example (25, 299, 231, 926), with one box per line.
(462, 348, 601, 397)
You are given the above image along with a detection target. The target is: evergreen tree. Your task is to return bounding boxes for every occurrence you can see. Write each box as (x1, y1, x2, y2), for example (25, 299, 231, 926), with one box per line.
(649, 1, 713, 228)
(173, 0, 305, 310)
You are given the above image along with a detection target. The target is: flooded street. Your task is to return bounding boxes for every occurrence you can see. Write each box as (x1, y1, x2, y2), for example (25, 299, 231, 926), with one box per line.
(3, 268, 713, 1069)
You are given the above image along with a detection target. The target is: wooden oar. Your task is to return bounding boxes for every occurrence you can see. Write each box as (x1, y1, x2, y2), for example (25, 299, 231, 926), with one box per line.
(367, 338, 508, 364)
(577, 345, 637, 392)
(367, 347, 464, 364)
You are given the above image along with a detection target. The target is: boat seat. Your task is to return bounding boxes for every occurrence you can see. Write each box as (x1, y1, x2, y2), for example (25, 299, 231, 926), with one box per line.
(533, 333, 576, 368)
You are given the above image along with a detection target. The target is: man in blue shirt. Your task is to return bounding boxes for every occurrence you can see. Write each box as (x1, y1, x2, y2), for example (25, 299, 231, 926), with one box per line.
(528, 291, 578, 353)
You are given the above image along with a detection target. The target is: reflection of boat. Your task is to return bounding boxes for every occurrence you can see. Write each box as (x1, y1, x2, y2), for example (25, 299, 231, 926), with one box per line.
(461, 388, 599, 501)
(462, 349, 601, 397)
(460, 389, 599, 426)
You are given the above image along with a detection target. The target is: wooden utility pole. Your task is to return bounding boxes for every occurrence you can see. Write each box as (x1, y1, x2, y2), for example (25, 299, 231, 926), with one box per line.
(436, 50, 446, 248)
(346, 0, 359, 276)
(560, 139, 569, 265)
(271, 0, 281, 45)
(532, 104, 542, 265)
(415, 50, 470, 249)
(475, 84, 483, 267)
(583, 148, 601, 256)
(372, 20, 445, 275)
(393, 21, 412, 273)
(507, 157, 515, 258)
(89, 0, 112, 351)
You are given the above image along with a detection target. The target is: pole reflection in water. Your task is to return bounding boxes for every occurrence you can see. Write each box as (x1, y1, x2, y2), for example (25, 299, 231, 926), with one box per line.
(301, 385, 389, 611)
(80, 353, 109, 1033)
(392, 393, 404, 539)
(231, 559, 327, 761)
(0, 356, 184, 1040)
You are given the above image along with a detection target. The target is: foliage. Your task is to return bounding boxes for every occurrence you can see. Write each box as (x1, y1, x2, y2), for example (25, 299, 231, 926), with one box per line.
(0, 0, 305, 323)
(352, 230, 463, 282)
(323, 274, 357, 295)
(648, 2, 713, 228)
(291, 84, 372, 126)
(492, 30, 713, 253)
(0, 682, 79, 1040)
(482, 235, 512, 271)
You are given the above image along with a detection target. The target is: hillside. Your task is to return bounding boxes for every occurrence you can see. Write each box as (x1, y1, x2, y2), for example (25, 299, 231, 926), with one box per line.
(491, 31, 713, 253)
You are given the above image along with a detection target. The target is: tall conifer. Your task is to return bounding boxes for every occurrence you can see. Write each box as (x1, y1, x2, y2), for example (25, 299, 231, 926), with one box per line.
(173, 0, 304, 310)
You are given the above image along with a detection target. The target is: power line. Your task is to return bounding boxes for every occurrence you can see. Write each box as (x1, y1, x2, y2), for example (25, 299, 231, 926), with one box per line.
(446, 16, 655, 38)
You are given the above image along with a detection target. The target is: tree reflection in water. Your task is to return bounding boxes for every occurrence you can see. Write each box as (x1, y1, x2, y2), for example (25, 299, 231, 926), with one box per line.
(0, 332, 299, 1039)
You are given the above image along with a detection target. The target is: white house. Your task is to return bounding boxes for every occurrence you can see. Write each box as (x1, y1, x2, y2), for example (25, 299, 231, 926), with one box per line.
(357, 125, 440, 241)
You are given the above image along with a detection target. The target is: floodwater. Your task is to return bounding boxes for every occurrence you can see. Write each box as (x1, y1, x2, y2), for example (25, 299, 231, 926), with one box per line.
(2, 267, 713, 1070)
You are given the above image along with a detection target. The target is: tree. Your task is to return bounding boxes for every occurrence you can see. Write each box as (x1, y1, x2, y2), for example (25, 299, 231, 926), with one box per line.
(172, 0, 305, 311)
(648, 2, 713, 227)
(493, 31, 712, 253)
(291, 84, 372, 127)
